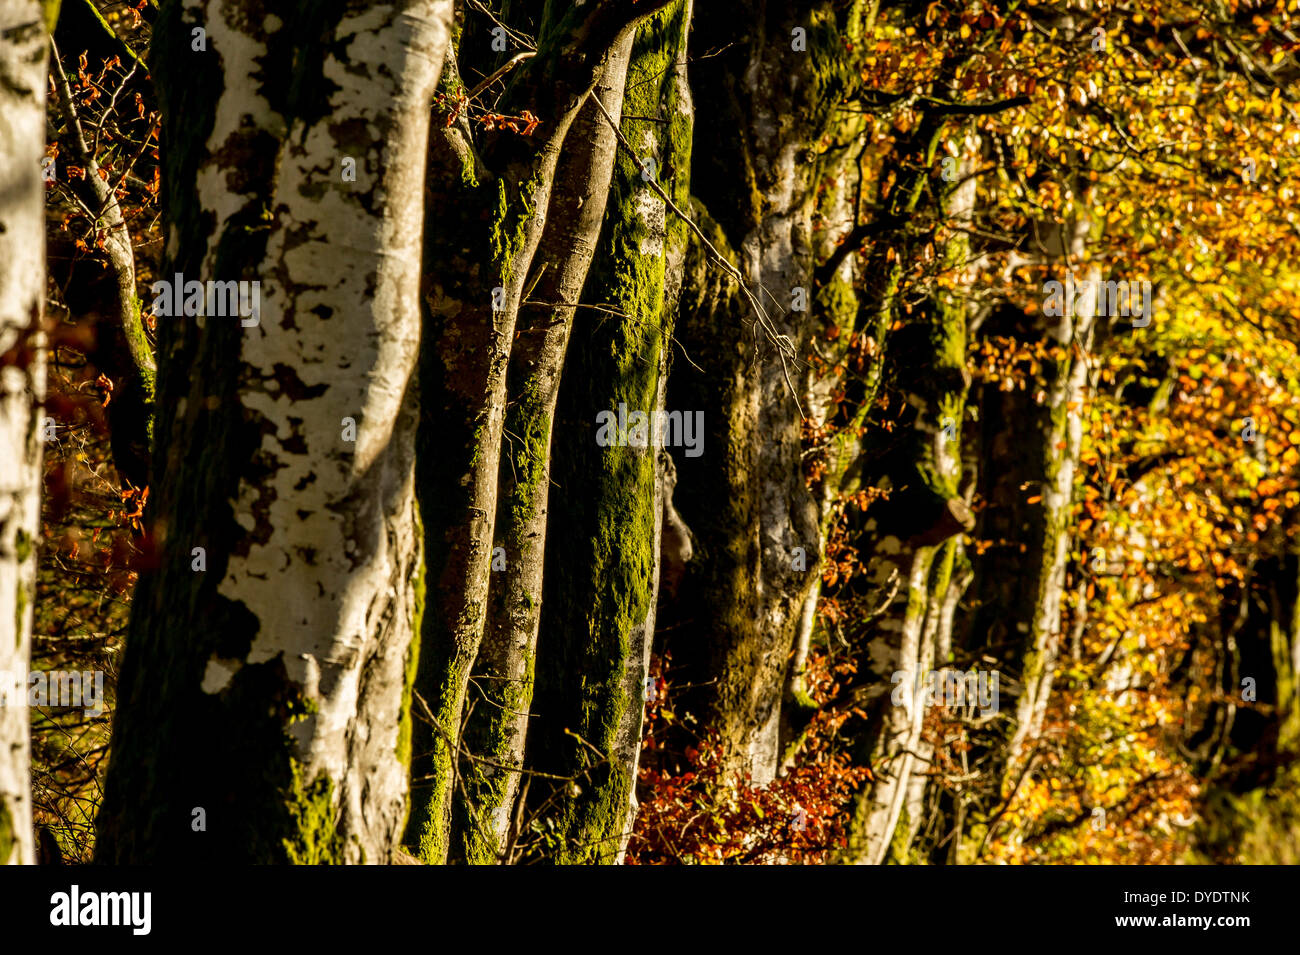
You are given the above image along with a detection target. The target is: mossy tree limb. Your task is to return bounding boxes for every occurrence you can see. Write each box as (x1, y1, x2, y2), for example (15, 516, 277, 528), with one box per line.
(451, 33, 635, 865)
(524, 0, 692, 864)
(409, 0, 678, 864)
(838, 124, 978, 865)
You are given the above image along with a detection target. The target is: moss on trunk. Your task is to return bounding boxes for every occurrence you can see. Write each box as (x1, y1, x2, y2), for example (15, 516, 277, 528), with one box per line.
(524, 0, 691, 863)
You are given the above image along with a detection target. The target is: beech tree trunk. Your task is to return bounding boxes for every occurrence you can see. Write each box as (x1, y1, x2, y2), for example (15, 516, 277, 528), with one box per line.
(841, 129, 978, 865)
(525, 0, 692, 863)
(407, 0, 675, 864)
(959, 208, 1101, 857)
(0, 0, 50, 867)
(96, 0, 452, 863)
(450, 31, 635, 865)
(670, 0, 863, 784)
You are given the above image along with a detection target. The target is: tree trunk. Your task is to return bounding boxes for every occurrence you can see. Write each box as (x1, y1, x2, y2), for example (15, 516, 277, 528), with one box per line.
(0, 0, 50, 867)
(407, 0, 676, 864)
(959, 207, 1101, 856)
(49, 35, 154, 488)
(670, 0, 863, 784)
(840, 131, 978, 864)
(523, 0, 692, 863)
(1000, 254, 1099, 778)
(96, 0, 452, 863)
(449, 32, 635, 865)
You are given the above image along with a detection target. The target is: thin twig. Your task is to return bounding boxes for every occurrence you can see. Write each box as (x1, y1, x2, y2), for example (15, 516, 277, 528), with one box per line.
(524, 298, 706, 373)
(466, 51, 537, 102)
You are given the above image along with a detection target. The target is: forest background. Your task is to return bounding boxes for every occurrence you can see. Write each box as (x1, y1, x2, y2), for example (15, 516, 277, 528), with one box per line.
(1, 0, 1299, 865)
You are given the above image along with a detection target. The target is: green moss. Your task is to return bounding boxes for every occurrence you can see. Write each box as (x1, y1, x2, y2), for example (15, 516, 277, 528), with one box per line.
(886, 804, 911, 864)
(523, 0, 690, 864)
(506, 380, 551, 536)
(122, 297, 154, 390)
(458, 640, 535, 864)
(459, 157, 479, 190)
(282, 762, 345, 864)
(929, 539, 956, 601)
(42, 0, 61, 35)
(490, 175, 540, 287)
(467, 422, 485, 471)
(14, 529, 31, 566)
(806, 3, 861, 123)
(123, 296, 156, 443)
(412, 649, 470, 864)
(0, 798, 12, 864)
(396, 509, 426, 772)
(15, 581, 28, 648)
(817, 272, 858, 330)
(453, 377, 554, 860)
(409, 162, 533, 865)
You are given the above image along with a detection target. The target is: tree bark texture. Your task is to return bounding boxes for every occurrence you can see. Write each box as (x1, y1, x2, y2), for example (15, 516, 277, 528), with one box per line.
(0, 0, 50, 867)
(96, 0, 452, 863)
